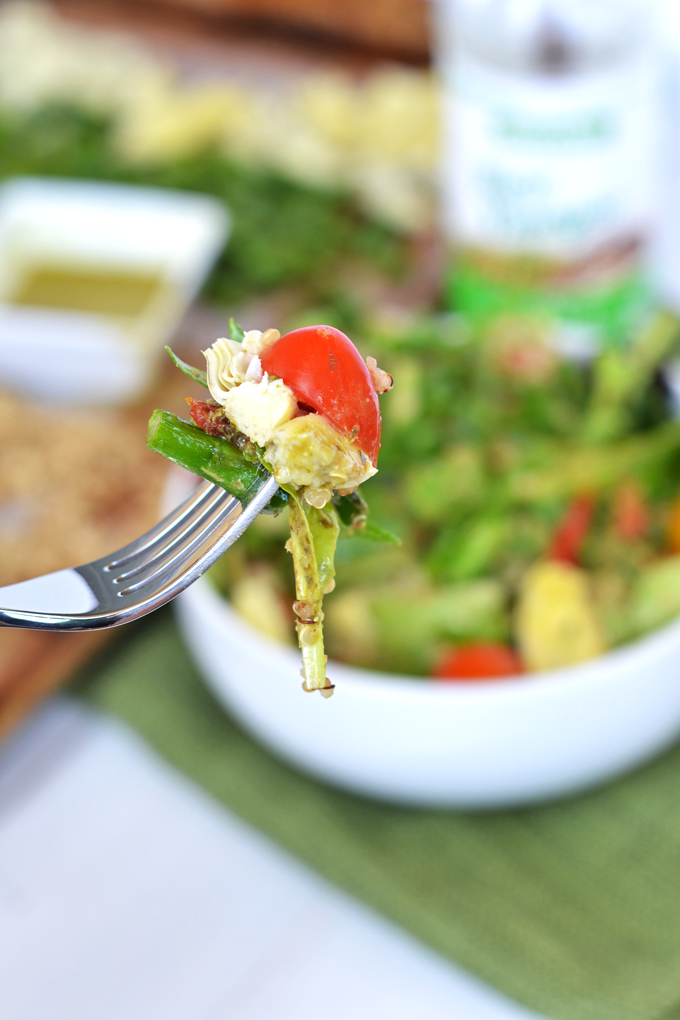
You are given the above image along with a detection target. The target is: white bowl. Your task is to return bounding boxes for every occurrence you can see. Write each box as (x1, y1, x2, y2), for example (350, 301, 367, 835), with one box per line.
(176, 576, 680, 808)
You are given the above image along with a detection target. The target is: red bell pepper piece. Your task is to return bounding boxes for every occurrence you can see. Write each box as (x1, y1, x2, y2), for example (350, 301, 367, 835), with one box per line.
(549, 495, 595, 565)
(613, 482, 649, 541)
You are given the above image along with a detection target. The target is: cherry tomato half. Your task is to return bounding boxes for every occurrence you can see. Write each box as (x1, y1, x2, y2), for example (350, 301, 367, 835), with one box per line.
(259, 325, 381, 465)
(433, 644, 524, 681)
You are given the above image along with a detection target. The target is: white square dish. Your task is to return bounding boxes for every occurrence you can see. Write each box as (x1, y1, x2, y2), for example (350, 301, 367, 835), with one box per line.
(0, 177, 229, 404)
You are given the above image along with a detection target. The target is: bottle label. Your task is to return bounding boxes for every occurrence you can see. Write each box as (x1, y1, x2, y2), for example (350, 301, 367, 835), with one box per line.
(445, 54, 653, 257)
(442, 54, 655, 343)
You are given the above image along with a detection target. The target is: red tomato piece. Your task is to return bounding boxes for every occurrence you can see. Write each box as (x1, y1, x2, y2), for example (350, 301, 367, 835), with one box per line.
(549, 495, 595, 565)
(259, 325, 381, 465)
(433, 644, 524, 681)
(613, 482, 649, 541)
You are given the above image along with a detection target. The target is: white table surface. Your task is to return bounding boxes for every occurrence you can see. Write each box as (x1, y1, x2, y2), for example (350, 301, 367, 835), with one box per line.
(0, 698, 547, 1020)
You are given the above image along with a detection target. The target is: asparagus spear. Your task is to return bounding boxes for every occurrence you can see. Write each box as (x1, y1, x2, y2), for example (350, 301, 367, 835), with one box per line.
(149, 329, 393, 696)
(287, 493, 339, 697)
(583, 311, 680, 443)
(147, 410, 347, 696)
(147, 409, 288, 512)
(505, 420, 680, 504)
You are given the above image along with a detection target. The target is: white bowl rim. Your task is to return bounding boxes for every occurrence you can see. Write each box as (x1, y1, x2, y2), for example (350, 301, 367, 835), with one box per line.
(192, 574, 680, 704)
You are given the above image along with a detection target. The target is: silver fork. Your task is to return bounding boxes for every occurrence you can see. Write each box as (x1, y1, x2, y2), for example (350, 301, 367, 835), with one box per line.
(0, 473, 280, 631)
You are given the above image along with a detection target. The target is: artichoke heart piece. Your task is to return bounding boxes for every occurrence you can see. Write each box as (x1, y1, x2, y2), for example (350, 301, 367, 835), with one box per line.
(515, 561, 607, 673)
(266, 413, 377, 510)
(222, 378, 297, 447)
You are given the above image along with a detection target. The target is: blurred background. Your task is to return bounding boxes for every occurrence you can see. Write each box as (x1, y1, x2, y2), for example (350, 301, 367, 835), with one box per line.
(5, 1, 680, 1017)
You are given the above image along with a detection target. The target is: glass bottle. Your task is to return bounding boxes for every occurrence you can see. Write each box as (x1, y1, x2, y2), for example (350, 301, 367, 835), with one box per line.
(435, 0, 657, 352)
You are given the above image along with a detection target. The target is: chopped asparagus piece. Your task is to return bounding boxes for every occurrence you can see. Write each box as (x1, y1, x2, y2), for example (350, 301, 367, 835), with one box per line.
(287, 492, 340, 696)
(147, 409, 288, 513)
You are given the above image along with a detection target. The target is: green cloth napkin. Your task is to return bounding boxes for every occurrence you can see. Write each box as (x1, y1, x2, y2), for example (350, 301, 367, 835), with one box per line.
(75, 610, 680, 1020)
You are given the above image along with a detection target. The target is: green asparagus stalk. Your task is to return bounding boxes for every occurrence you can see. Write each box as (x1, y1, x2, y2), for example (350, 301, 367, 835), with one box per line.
(148, 406, 386, 697)
(287, 493, 339, 697)
(506, 420, 680, 504)
(147, 409, 288, 512)
(583, 311, 680, 443)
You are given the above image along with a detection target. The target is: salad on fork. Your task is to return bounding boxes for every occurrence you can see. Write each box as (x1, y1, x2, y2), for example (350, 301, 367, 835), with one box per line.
(147, 321, 394, 697)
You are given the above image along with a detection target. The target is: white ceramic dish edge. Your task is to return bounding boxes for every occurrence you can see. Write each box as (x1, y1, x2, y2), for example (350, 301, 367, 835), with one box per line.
(0, 177, 229, 405)
(176, 575, 680, 809)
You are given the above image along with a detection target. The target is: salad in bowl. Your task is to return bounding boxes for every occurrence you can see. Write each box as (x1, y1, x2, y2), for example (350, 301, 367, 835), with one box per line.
(210, 310, 680, 680)
(165, 309, 680, 806)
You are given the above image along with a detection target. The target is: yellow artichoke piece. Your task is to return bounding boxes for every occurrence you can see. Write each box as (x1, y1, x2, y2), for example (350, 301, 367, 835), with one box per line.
(515, 561, 607, 673)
